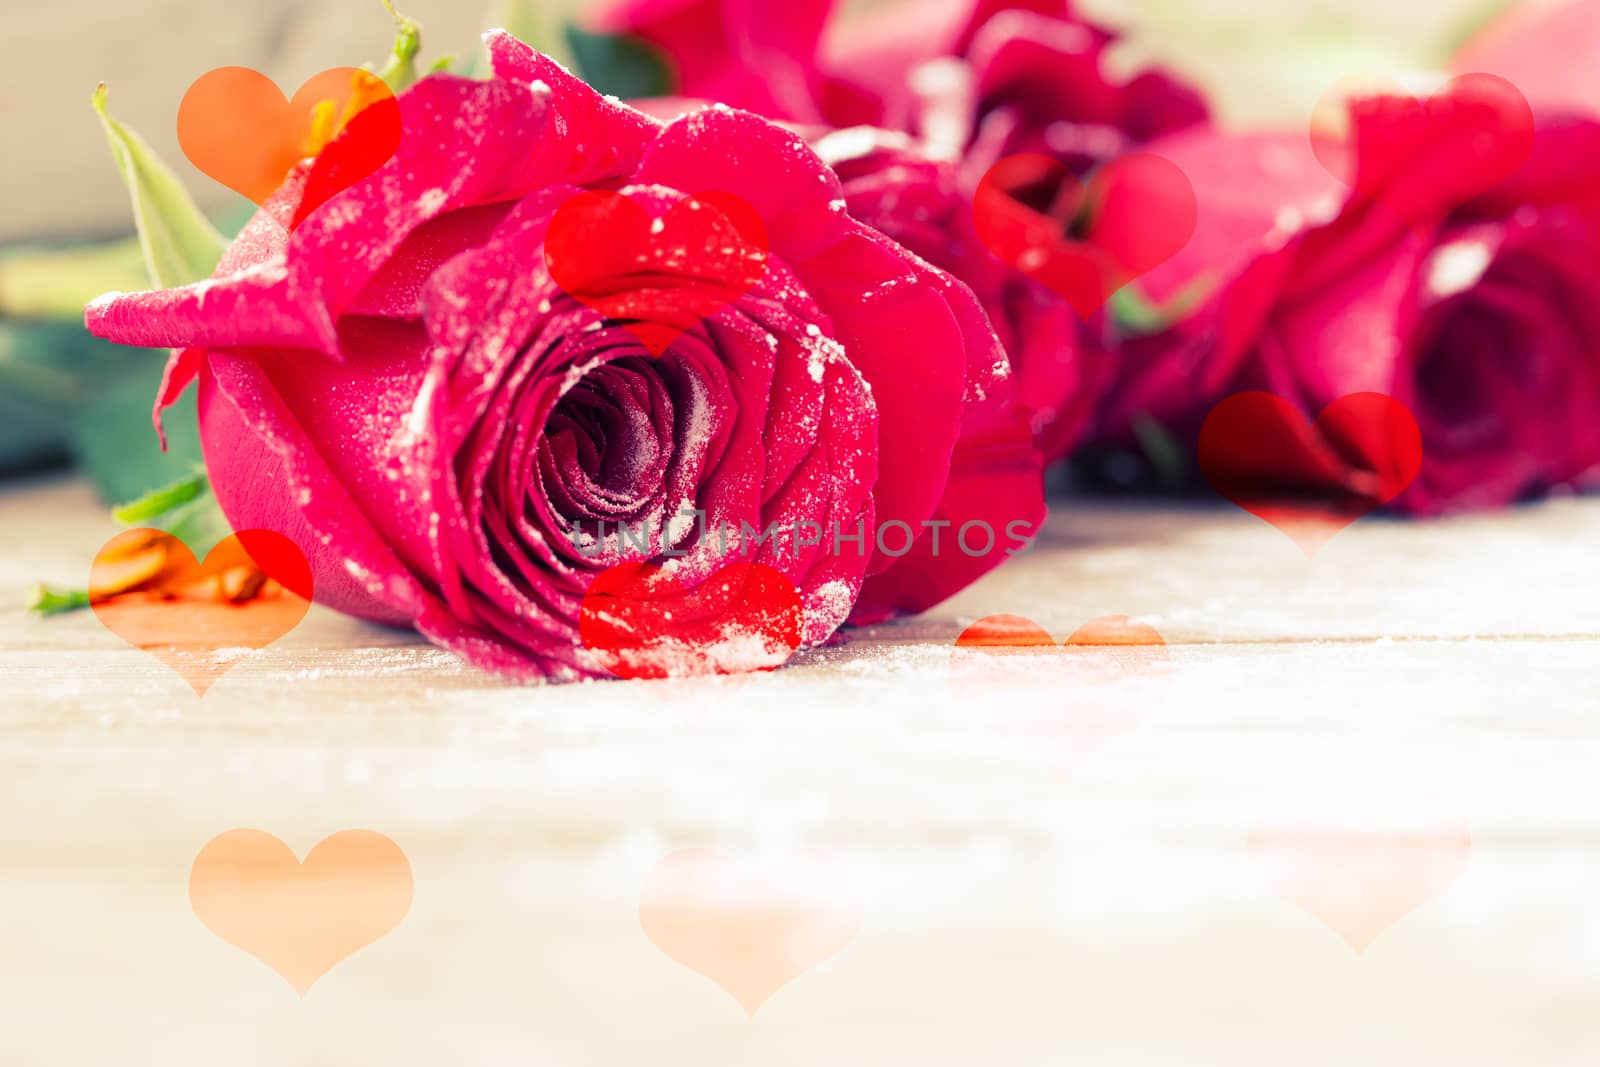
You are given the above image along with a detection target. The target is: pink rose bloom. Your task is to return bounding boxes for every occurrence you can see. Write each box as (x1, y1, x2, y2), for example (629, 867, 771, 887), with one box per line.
(593, 0, 1208, 459)
(85, 33, 1045, 680)
(1092, 94, 1600, 514)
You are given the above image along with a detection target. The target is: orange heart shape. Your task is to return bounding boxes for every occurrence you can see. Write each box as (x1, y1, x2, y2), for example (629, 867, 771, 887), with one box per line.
(189, 829, 413, 995)
(951, 613, 1169, 674)
(177, 66, 400, 221)
(1249, 829, 1472, 953)
(89, 528, 313, 696)
(639, 848, 860, 1016)
(948, 614, 1170, 767)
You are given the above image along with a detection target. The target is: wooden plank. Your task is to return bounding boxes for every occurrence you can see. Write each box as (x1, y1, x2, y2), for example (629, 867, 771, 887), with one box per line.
(1, 473, 1598, 1061)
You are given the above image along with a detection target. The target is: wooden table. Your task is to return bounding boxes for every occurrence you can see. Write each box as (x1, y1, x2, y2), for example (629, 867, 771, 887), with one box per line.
(2, 472, 1598, 1064)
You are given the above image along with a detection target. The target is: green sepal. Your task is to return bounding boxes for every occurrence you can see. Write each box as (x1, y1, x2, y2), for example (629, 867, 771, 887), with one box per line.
(25, 466, 230, 616)
(111, 467, 208, 524)
(1108, 275, 1217, 338)
(371, 0, 423, 92)
(26, 586, 91, 616)
(108, 466, 230, 550)
(91, 84, 227, 289)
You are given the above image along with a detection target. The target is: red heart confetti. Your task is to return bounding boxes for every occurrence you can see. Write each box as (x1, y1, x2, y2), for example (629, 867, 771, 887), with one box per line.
(972, 151, 1197, 319)
(544, 189, 770, 356)
(1198, 391, 1423, 557)
(578, 560, 803, 680)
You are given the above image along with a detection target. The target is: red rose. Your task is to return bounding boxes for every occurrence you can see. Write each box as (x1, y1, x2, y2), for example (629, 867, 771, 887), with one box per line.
(595, 0, 1208, 457)
(1092, 98, 1600, 514)
(596, 0, 1207, 160)
(807, 126, 1106, 459)
(85, 33, 1044, 680)
(816, 0, 1208, 171)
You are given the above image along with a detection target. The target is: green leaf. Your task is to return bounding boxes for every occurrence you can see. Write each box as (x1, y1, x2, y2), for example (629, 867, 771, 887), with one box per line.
(0, 324, 95, 406)
(111, 468, 208, 524)
(92, 84, 227, 288)
(0, 367, 72, 472)
(70, 357, 205, 504)
(32, 90, 236, 619)
(1130, 413, 1188, 488)
(162, 492, 233, 553)
(0, 238, 152, 321)
(26, 462, 230, 616)
(26, 585, 91, 616)
(0, 322, 145, 473)
(1108, 274, 1218, 338)
(371, 0, 424, 92)
(1107, 286, 1170, 336)
(564, 25, 674, 98)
